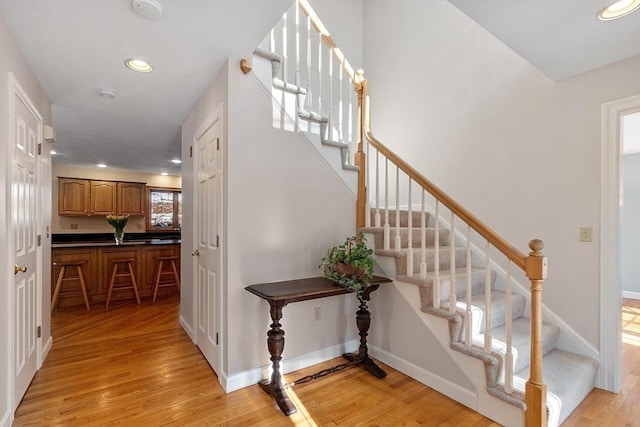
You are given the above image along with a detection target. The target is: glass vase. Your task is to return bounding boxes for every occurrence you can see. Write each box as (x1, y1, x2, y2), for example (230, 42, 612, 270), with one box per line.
(114, 228, 124, 245)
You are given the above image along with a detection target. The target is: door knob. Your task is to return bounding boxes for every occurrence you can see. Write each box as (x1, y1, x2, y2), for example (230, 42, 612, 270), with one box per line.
(14, 265, 27, 274)
(191, 249, 200, 256)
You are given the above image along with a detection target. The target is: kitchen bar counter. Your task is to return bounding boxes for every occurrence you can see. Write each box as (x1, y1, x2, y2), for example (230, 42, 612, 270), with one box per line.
(52, 239, 181, 249)
(52, 239, 180, 308)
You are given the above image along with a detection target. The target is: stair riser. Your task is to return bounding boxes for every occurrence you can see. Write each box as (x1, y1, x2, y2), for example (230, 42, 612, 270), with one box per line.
(389, 247, 469, 275)
(417, 270, 494, 308)
(369, 209, 433, 228)
(366, 228, 450, 251)
(493, 320, 560, 374)
(468, 293, 527, 332)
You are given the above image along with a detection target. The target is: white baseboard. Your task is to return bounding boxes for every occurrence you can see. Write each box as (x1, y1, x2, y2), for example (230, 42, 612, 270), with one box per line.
(42, 335, 53, 362)
(368, 344, 477, 409)
(623, 291, 640, 300)
(179, 315, 194, 341)
(223, 340, 358, 393)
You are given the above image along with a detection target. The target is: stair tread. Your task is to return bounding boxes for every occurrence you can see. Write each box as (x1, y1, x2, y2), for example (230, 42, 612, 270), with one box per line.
(514, 349, 598, 425)
(397, 267, 488, 287)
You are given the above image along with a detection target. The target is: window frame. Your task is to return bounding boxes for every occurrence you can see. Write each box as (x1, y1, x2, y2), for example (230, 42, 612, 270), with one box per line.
(146, 186, 182, 232)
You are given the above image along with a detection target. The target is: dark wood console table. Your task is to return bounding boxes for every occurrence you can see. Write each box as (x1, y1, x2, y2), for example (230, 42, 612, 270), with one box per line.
(245, 275, 392, 416)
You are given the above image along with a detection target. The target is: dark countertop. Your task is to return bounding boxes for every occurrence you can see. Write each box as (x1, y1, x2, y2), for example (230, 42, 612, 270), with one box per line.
(52, 239, 181, 249)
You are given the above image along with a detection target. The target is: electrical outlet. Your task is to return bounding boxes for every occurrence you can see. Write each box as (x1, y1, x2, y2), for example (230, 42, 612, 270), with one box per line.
(579, 227, 592, 242)
(70, 223, 78, 230)
(313, 306, 321, 321)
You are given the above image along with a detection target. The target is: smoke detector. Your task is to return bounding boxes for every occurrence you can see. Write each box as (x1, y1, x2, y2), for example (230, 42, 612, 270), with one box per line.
(131, 0, 163, 20)
(96, 88, 117, 99)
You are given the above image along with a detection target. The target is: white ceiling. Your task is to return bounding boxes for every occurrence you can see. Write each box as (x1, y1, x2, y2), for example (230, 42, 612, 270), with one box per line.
(1, 0, 638, 176)
(448, 0, 640, 81)
(0, 0, 291, 175)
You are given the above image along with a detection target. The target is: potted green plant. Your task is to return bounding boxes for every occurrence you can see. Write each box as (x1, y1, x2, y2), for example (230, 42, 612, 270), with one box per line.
(320, 233, 375, 293)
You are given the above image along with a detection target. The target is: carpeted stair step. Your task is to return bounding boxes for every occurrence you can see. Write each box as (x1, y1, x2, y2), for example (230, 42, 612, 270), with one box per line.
(489, 317, 559, 374)
(464, 290, 527, 332)
(375, 246, 469, 275)
(398, 268, 494, 309)
(514, 349, 598, 426)
(362, 226, 449, 250)
(369, 209, 433, 228)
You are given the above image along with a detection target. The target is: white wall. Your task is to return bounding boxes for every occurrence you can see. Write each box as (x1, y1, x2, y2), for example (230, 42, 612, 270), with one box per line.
(0, 13, 51, 425)
(362, 0, 640, 348)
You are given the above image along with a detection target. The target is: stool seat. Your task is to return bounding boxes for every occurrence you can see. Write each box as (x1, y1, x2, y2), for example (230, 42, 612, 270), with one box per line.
(152, 255, 180, 302)
(52, 260, 90, 311)
(106, 258, 140, 309)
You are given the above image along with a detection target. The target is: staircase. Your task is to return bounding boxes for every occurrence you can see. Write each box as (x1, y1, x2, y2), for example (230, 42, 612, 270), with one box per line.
(361, 209, 598, 427)
(243, 1, 600, 425)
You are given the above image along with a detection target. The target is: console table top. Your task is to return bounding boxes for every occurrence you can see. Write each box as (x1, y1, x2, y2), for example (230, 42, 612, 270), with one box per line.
(245, 276, 392, 305)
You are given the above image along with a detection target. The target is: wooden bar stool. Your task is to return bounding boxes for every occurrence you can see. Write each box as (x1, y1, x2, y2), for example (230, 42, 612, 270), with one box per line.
(152, 256, 180, 302)
(52, 261, 91, 311)
(106, 258, 140, 309)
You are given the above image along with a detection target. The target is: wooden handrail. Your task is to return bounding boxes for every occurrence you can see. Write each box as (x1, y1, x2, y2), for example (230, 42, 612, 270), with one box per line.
(361, 91, 526, 270)
(297, 0, 355, 81)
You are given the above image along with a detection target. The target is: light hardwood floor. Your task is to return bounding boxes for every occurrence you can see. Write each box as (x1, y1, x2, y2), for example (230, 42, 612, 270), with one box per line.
(12, 297, 640, 426)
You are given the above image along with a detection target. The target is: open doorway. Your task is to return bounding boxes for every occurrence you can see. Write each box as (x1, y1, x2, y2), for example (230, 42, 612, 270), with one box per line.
(600, 95, 640, 393)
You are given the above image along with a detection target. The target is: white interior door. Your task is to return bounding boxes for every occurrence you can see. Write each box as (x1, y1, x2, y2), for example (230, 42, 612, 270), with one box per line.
(12, 78, 42, 409)
(193, 107, 223, 374)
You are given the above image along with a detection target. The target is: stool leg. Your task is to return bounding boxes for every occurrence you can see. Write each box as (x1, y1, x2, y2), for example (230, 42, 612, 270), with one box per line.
(106, 264, 118, 310)
(76, 266, 91, 311)
(128, 262, 141, 304)
(152, 260, 163, 302)
(51, 266, 66, 312)
(170, 259, 180, 291)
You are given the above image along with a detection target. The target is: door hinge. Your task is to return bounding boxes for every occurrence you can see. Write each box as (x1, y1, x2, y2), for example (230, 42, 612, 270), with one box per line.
(189, 145, 193, 158)
(215, 332, 219, 345)
(37, 235, 42, 246)
(216, 138, 220, 151)
(37, 143, 42, 155)
(37, 326, 41, 338)
(216, 235, 220, 247)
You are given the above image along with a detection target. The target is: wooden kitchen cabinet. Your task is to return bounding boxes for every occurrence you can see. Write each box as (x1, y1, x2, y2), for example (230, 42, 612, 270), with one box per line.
(58, 178, 90, 215)
(58, 177, 146, 216)
(90, 180, 117, 215)
(117, 182, 145, 215)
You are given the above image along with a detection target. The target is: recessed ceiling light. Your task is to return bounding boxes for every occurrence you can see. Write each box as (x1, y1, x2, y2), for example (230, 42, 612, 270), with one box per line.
(170, 159, 182, 164)
(599, 0, 640, 20)
(96, 88, 117, 99)
(161, 172, 168, 176)
(97, 163, 107, 168)
(125, 58, 153, 73)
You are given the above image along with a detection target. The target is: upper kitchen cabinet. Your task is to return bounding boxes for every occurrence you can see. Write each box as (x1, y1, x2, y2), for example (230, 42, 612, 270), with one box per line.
(58, 178, 90, 215)
(90, 180, 117, 215)
(117, 182, 145, 216)
(58, 178, 146, 216)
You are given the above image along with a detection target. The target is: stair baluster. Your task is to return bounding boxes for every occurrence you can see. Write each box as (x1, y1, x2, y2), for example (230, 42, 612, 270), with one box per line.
(395, 166, 401, 251)
(420, 189, 427, 279)
(384, 158, 390, 250)
(505, 261, 514, 394)
(374, 151, 380, 227)
(433, 201, 440, 309)
(449, 212, 456, 313)
(484, 242, 492, 353)
(407, 179, 413, 277)
(465, 225, 472, 346)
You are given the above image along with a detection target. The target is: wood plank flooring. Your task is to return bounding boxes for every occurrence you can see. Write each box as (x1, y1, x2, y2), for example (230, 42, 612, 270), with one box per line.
(12, 297, 640, 426)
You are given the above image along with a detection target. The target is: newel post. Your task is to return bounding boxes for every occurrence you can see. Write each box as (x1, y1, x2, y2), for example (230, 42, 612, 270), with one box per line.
(524, 239, 548, 427)
(354, 70, 367, 231)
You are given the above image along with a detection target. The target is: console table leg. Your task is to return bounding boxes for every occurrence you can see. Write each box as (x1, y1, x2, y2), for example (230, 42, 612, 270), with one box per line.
(258, 302, 297, 416)
(343, 292, 387, 378)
